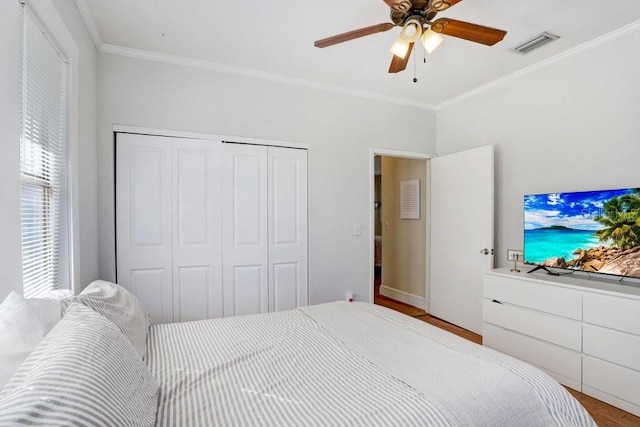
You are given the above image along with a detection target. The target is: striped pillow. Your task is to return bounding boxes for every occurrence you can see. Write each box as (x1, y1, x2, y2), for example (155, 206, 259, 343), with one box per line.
(65, 280, 150, 358)
(0, 303, 158, 426)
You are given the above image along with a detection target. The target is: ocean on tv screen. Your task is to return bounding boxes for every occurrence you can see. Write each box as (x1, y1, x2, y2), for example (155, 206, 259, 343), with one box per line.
(525, 228, 601, 263)
(524, 188, 640, 278)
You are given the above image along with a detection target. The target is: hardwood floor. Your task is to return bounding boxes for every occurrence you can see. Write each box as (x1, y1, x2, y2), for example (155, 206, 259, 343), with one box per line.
(375, 293, 482, 345)
(374, 292, 640, 427)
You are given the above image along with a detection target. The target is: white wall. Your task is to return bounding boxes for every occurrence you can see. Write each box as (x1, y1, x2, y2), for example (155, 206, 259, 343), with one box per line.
(0, 1, 99, 299)
(437, 28, 640, 269)
(51, 0, 100, 292)
(0, 0, 24, 298)
(97, 53, 437, 304)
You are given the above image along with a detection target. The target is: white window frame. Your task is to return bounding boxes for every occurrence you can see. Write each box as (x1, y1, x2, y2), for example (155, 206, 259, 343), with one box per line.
(20, 0, 81, 296)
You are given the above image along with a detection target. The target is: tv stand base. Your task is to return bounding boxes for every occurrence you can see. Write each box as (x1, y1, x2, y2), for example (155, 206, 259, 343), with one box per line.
(527, 265, 560, 276)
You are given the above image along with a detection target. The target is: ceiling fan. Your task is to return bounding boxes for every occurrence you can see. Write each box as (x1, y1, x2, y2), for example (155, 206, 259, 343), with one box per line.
(314, 0, 507, 73)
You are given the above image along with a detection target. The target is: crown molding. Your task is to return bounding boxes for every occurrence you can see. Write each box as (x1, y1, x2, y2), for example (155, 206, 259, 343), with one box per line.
(438, 19, 640, 110)
(74, 0, 103, 49)
(99, 44, 437, 111)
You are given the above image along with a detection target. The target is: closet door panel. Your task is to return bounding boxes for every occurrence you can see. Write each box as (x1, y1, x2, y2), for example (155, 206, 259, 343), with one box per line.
(233, 265, 264, 316)
(116, 133, 173, 324)
(172, 139, 223, 321)
(131, 151, 164, 245)
(175, 266, 210, 322)
(268, 147, 308, 311)
(273, 262, 298, 311)
(222, 143, 269, 317)
(234, 154, 264, 246)
(176, 152, 208, 244)
(130, 269, 168, 324)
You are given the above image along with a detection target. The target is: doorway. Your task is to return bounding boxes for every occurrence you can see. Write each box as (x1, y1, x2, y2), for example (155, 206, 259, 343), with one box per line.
(369, 149, 434, 312)
(370, 146, 494, 336)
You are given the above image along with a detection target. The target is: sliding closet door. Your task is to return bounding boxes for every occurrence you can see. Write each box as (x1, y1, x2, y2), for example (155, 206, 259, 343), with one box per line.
(171, 139, 222, 322)
(268, 147, 308, 311)
(222, 143, 269, 316)
(116, 133, 173, 324)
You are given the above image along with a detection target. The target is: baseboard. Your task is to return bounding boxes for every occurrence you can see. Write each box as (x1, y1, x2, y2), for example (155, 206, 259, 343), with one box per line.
(379, 285, 427, 311)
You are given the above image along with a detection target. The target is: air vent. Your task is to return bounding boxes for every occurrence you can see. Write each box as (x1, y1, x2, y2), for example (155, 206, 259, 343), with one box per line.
(514, 32, 559, 54)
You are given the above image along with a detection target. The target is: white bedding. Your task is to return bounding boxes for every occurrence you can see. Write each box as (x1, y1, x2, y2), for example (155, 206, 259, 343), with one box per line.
(147, 302, 595, 426)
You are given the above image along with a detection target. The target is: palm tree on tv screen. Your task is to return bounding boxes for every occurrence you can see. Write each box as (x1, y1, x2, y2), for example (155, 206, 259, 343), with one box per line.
(594, 192, 640, 250)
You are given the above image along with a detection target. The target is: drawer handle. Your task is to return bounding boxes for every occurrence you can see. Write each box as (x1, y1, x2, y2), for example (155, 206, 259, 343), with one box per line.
(492, 299, 503, 304)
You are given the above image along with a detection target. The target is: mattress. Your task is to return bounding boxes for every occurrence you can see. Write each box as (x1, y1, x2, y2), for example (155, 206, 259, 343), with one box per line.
(146, 301, 594, 426)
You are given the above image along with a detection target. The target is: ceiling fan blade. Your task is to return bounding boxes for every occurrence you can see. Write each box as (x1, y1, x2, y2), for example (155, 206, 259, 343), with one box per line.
(428, 0, 462, 12)
(431, 18, 506, 46)
(383, 0, 413, 13)
(314, 23, 395, 48)
(388, 43, 414, 73)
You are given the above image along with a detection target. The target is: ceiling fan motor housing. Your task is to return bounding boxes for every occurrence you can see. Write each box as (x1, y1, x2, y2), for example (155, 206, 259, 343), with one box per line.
(391, 1, 440, 26)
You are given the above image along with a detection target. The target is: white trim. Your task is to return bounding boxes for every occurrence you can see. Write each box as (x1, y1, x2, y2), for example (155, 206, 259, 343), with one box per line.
(379, 285, 427, 311)
(369, 148, 434, 306)
(372, 148, 437, 159)
(73, 0, 103, 49)
(438, 20, 640, 110)
(100, 44, 437, 111)
(112, 125, 309, 150)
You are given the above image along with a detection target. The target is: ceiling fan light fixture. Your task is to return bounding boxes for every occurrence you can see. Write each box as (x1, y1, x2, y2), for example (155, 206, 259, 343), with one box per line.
(421, 28, 444, 54)
(401, 18, 423, 42)
(390, 36, 410, 58)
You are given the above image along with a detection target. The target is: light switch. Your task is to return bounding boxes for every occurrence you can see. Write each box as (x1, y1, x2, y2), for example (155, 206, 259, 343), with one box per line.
(353, 224, 361, 236)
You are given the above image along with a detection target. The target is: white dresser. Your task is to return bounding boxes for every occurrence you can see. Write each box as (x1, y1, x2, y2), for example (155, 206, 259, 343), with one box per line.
(483, 268, 640, 416)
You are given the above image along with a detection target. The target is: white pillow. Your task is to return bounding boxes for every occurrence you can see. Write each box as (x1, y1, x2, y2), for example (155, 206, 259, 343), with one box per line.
(0, 303, 159, 426)
(64, 280, 150, 359)
(0, 292, 66, 390)
(25, 289, 70, 331)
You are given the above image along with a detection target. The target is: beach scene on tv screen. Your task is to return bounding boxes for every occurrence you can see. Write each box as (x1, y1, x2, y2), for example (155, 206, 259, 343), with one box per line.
(524, 188, 640, 279)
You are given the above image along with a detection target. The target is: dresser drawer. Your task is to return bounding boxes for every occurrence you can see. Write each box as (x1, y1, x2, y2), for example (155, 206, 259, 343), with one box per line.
(583, 292, 640, 335)
(584, 324, 640, 371)
(483, 323, 582, 389)
(583, 355, 640, 408)
(484, 274, 582, 320)
(483, 299, 582, 351)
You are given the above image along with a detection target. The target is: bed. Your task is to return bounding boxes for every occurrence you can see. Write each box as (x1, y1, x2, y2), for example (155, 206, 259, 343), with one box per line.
(0, 281, 595, 426)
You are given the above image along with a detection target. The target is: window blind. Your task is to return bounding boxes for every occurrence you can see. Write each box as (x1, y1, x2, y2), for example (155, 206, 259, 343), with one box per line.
(20, 5, 70, 298)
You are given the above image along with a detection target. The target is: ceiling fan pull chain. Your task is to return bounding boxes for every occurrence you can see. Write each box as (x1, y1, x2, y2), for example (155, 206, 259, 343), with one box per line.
(413, 43, 417, 83)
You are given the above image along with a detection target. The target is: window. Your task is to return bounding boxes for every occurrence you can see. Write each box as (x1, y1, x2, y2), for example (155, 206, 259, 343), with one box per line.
(20, 5, 70, 298)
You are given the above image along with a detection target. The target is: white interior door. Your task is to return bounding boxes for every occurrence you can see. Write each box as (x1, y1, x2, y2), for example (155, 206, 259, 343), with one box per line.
(116, 133, 173, 324)
(268, 147, 308, 311)
(222, 143, 269, 316)
(172, 139, 222, 322)
(429, 145, 494, 335)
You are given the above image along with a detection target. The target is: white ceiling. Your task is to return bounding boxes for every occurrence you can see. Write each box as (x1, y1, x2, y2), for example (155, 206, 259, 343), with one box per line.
(78, 0, 640, 108)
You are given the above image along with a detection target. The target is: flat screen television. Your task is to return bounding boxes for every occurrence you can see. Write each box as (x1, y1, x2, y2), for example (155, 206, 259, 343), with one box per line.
(524, 188, 640, 279)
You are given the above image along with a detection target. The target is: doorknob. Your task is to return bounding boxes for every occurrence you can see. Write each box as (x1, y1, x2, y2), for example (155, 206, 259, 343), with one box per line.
(480, 248, 493, 255)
